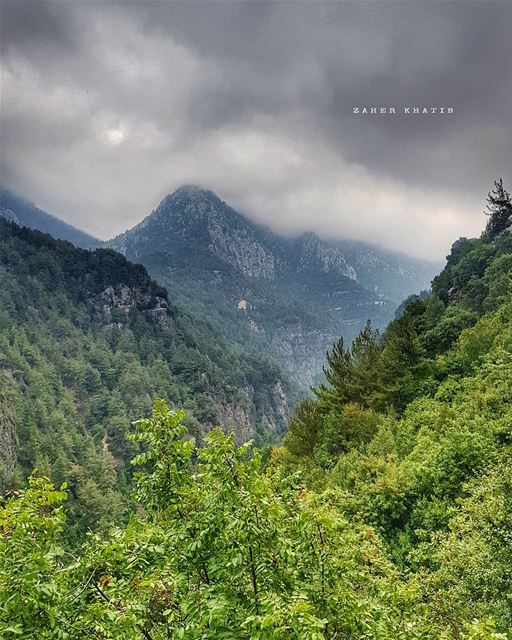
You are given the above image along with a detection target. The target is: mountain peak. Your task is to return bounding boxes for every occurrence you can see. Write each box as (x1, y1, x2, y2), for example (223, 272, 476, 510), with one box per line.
(144, 186, 229, 230)
(152, 185, 224, 219)
(168, 184, 219, 203)
(298, 230, 321, 244)
(174, 184, 209, 195)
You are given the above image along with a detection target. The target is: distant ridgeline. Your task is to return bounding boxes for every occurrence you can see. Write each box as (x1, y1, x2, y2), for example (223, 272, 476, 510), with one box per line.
(2, 184, 437, 390)
(0, 187, 101, 249)
(108, 185, 437, 388)
(0, 219, 290, 538)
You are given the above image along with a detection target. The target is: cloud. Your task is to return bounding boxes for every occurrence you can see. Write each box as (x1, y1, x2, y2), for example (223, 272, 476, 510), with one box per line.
(1, 0, 511, 259)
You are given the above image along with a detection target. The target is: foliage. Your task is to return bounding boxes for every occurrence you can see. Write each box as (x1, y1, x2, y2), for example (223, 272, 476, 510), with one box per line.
(0, 220, 289, 540)
(280, 181, 512, 635)
(2, 182, 511, 638)
(0, 476, 67, 638)
(3, 398, 510, 638)
(3, 402, 503, 640)
(484, 178, 512, 239)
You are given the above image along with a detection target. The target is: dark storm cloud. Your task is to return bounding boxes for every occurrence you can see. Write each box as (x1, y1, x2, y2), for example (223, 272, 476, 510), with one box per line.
(1, 0, 511, 259)
(0, 0, 78, 55)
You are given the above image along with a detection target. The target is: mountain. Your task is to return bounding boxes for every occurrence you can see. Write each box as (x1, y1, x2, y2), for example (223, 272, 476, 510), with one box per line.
(4, 190, 511, 638)
(108, 186, 436, 387)
(333, 239, 439, 304)
(0, 187, 100, 249)
(277, 188, 512, 635)
(0, 219, 290, 535)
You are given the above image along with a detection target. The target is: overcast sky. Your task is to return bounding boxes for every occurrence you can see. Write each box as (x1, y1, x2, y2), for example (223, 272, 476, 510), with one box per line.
(1, 0, 511, 260)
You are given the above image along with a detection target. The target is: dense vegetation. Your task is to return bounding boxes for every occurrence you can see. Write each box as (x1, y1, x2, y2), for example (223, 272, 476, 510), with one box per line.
(275, 180, 512, 634)
(1, 181, 511, 638)
(108, 186, 435, 389)
(0, 220, 289, 541)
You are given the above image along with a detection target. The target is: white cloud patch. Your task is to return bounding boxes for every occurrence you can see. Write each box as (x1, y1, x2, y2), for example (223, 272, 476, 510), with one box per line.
(1, 1, 510, 260)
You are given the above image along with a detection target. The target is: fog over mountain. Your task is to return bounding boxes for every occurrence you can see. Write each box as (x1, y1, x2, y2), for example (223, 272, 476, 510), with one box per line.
(1, 0, 511, 259)
(0, 187, 100, 249)
(107, 185, 437, 387)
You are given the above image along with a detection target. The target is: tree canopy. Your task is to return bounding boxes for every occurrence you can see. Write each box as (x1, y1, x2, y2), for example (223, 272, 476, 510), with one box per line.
(1, 181, 511, 638)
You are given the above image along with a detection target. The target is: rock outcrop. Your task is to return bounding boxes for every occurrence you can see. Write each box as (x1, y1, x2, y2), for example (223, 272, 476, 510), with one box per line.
(0, 371, 17, 490)
(0, 207, 20, 225)
(100, 285, 169, 327)
(107, 186, 436, 389)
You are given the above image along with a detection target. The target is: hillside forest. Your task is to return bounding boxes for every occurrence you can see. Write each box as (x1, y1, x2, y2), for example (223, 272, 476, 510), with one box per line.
(1, 180, 512, 639)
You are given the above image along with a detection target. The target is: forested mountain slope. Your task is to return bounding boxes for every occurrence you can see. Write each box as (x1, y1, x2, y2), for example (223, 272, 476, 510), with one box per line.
(277, 179, 512, 633)
(0, 219, 290, 537)
(334, 238, 438, 303)
(108, 185, 436, 387)
(0, 187, 100, 249)
(1, 181, 511, 639)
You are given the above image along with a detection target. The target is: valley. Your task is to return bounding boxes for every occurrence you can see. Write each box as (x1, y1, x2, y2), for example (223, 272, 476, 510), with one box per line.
(1, 179, 511, 638)
(107, 185, 437, 387)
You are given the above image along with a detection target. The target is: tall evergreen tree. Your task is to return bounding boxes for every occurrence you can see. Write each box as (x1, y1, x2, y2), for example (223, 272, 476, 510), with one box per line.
(484, 178, 512, 239)
(315, 322, 382, 410)
(315, 336, 354, 407)
(349, 320, 382, 405)
(377, 314, 425, 411)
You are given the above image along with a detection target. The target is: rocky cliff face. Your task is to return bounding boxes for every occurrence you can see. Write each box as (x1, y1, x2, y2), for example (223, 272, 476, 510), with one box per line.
(296, 232, 356, 280)
(271, 325, 335, 388)
(100, 284, 169, 328)
(207, 219, 276, 280)
(0, 371, 17, 490)
(212, 380, 288, 444)
(0, 207, 20, 225)
(108, 186, 436, 389)
(334, 240, 439, 304)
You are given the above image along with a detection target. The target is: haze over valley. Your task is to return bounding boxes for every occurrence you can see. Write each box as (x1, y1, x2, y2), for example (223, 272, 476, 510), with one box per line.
(1, 183, 437, 388)
(1, 1, 512, 637)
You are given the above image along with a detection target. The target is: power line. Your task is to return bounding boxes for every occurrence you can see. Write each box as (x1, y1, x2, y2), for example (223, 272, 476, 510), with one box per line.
(208, 3, 428, 74)
(168, 1, 404, 64)
(6, 2, 408, 93)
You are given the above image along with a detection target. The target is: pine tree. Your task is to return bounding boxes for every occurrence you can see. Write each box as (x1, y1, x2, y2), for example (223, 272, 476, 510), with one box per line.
(484, 178, 512, 239)
(314, 322, 382, 410)
(314, 336, 354, 407)
(349, 320, 381, 404)
(378, 314, 425, 411)
(283, 397, 324, 457)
